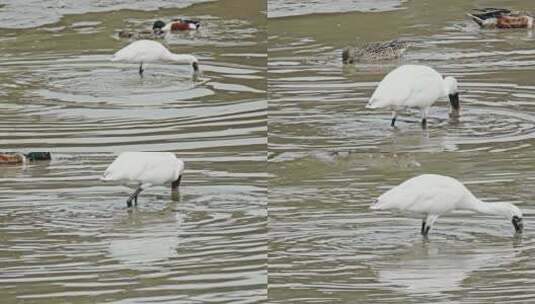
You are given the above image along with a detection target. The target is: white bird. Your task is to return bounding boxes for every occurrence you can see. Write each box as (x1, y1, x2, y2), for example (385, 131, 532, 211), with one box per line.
(370, 174, 523, 237)
(366, 65, 460, 128)
(101, 152, 185, 207)
(110, 39, 199, 78)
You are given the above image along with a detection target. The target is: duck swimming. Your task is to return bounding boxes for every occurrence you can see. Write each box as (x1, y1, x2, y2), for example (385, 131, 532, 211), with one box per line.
(153, 19, 201, 32)
(342, 39, 409, 64)
(467, 8, 534, 28)
(0, 152, 51, 164)
(117, 29, 165, 39)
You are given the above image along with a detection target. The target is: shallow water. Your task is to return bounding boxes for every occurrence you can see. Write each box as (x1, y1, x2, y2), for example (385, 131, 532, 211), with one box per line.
(0, 0, 266, 151)
(4, 0, 535, 302)
(0, 152, 266, 303)
(269, 0, 535, 302)
(267, 0, 406, 18)
(0, 0, 267, 303)
(0, 0, 216, 29)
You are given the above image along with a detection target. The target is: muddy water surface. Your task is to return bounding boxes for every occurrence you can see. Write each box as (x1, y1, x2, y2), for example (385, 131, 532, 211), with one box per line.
(0, 152, 266, 303)
(1, 0, 267, 303)
(0, 0, 266, 152)
(269, 0, 535, 303)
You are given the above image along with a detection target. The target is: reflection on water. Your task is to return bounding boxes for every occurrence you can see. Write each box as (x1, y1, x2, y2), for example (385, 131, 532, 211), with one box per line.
(269, 0, 535, 302)
(108, 211, 182, 267)
(0, 152, 267, 303)
(0, 0, 266, 302)
(375, 240, 518, 296)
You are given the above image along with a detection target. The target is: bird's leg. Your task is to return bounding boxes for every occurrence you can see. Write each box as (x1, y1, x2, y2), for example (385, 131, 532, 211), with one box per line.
(391, 111, 398, 127)
(421, 220, 426, 235)
(126, 186, 143, 208)
(139, 63, 144, 78)
(421, 108, 428, 129)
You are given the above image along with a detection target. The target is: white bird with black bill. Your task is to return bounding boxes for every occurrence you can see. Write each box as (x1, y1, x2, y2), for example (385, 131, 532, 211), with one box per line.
(366, 65, 460, 128)
(101, 152, 185, 207)
(370, 174, 523, 237)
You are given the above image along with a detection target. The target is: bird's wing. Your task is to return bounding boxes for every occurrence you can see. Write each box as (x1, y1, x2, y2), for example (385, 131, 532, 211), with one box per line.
(369, 73, 413, 107)
(376, 182, 465, 215)
(470, 8, 511, 20)
(136, 155, 179, 185)
(402, 70, 444, 107)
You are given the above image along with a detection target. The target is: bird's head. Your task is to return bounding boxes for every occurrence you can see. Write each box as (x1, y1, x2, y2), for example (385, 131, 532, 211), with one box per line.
(177, 159, 185, 176)
(444, 76, 460, 117)
(171, 160, 185, 191)
(152, 20, 167, 35)
(342, 47, 354, 64)
(192, 58, 200, 73)
(190, 56, 200, 78)
(153, 20, 166, 31)
(510, 205, 524, 234)
(25, 152, 51, 161)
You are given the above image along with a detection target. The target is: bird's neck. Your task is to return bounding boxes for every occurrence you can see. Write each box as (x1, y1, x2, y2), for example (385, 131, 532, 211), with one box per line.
(171, 175, 182, 191)
(442, 81, 453, 97)
(164, 52, 193, 64)
(464, 198, 511, 218)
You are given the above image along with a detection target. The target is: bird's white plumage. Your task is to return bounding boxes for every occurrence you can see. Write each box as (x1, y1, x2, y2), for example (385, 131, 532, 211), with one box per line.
(101, 152, 184, 189)
(367, 65, 454, 110)
(110, 39, 197, 65)
(371, 174, 475, 215)
(371, 174, 523, 236)
(111, 40, 170, 63)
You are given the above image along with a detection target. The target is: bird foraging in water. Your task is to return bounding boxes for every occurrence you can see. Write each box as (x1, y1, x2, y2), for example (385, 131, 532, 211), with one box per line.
(110, 39, 199, 78)
(366, 64, 460, 128)
(342, 39, 409, 64)
(370, 174, 524, 237)
(100, 152, 185, 208)
(467, 8, 534, 28)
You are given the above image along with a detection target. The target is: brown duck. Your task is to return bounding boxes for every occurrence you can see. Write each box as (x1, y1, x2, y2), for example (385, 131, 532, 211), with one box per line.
(467, 8, 534, 29)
